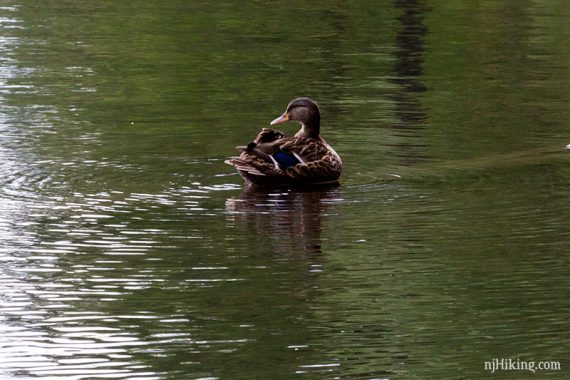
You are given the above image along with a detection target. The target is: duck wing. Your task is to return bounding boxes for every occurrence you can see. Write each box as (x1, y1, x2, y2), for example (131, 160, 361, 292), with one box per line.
(226, 139, 294, 174)
(225, 130, 291, 184)
(278, 137, 342, 183)
(226, 132, 342, 185)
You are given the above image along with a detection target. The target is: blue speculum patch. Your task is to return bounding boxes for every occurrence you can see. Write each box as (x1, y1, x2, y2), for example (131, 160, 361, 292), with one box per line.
(272, 152, 300, 169)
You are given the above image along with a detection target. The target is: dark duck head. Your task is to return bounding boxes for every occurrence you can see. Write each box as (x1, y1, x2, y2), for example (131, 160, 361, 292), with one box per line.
(270, 97, 321, 139)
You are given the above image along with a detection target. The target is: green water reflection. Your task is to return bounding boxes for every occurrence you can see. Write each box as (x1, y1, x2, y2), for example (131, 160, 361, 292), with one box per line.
(0, 1, 569, 379)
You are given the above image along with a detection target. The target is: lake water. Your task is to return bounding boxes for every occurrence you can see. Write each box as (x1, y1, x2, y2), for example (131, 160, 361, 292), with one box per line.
(1, 1, 569, 379)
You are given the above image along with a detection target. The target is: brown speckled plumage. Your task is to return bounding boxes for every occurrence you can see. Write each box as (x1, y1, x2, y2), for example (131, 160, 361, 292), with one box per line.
(225, 98, 342, 187)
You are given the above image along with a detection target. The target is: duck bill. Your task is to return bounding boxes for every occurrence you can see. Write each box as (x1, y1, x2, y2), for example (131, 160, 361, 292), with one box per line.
(270, 113, 289, 125)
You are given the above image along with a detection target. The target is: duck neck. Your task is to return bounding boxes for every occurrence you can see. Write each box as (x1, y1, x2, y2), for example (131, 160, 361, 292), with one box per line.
(295, 118, 320, 139)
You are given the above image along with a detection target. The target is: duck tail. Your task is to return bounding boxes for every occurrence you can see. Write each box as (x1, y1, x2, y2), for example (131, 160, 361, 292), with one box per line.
(225, 158, 266, 177)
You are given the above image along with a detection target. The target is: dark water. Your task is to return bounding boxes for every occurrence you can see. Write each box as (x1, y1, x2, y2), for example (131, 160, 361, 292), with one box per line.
(1, 1, 569, 379)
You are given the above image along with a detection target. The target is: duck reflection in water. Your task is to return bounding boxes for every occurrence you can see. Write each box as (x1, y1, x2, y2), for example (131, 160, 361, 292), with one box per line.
(225, 186, 341, 256)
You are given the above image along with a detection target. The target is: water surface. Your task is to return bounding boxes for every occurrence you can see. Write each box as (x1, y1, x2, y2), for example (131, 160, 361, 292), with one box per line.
(0, 1, 569, 379)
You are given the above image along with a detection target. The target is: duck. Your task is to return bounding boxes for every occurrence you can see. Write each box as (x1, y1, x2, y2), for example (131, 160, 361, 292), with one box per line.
(225, 97, 342, 187)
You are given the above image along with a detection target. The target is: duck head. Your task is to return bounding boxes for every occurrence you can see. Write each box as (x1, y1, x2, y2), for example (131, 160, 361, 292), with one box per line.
(270, 97, 320, 139)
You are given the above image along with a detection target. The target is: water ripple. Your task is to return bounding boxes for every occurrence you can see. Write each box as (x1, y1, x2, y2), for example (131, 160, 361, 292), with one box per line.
(0, 170, 241, 378)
